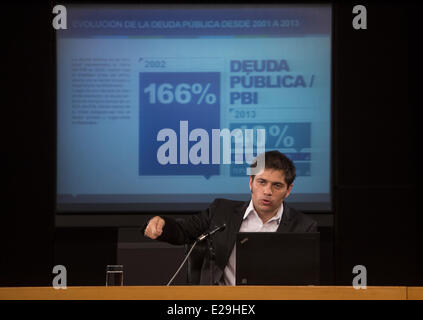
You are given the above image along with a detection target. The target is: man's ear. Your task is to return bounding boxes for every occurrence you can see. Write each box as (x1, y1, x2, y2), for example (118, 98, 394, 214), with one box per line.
(285, 183, 294, 198)
(249, 176, 254, 192)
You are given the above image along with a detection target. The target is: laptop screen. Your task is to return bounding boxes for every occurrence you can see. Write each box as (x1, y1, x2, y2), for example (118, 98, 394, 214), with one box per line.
(236, 232, 320, 285)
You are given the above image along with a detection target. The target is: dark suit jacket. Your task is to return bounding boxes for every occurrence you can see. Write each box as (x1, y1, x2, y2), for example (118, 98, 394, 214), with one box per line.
(155, 198, 317, 285)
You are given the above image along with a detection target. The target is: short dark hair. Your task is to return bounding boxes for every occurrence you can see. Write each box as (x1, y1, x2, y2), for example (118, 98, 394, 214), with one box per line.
(250, 150, 296, 186)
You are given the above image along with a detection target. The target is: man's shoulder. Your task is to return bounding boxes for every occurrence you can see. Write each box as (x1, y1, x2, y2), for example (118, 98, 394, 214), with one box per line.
(284, 202, 318, 230)
(285, 203, 307, 219)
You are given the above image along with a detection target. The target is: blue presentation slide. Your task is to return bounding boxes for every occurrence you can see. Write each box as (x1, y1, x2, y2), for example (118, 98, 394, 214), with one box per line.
(56, 5, 332, 211)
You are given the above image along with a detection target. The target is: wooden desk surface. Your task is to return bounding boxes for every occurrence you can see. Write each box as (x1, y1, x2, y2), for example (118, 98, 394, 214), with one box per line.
(0, 286, 416, 300)
(407, 287, 423, 300)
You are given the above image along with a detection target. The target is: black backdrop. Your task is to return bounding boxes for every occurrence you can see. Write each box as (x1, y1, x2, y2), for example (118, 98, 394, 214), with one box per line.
(3, 1, 420, 286)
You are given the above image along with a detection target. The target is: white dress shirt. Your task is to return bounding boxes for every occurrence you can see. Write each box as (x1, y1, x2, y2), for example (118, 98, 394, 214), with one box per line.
(219, 200, 284, 286)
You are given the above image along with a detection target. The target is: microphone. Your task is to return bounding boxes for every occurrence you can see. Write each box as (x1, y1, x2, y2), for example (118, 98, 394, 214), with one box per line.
(197, 224, 226, 242)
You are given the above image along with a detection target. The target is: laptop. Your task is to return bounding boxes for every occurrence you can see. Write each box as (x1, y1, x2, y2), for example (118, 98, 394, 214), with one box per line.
(235, 232, 320, 285)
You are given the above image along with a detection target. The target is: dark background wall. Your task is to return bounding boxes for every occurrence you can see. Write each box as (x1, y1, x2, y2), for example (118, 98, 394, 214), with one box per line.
(3, 2, 419, 287)
(333, 2, 418, 285)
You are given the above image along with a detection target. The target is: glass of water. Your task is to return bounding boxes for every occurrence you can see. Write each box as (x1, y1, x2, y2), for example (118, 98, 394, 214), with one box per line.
(106, 265, 123, 286)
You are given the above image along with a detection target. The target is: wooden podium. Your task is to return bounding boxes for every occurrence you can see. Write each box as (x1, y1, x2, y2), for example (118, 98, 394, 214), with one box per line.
(1, 286, 422, 300)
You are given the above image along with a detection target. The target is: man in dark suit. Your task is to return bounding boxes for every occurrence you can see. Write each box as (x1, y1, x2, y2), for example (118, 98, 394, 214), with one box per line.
(143, 150, 317, 285)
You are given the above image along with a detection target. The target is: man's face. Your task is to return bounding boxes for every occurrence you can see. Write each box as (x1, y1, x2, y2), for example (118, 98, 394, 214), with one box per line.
(249, 168, 293, 216)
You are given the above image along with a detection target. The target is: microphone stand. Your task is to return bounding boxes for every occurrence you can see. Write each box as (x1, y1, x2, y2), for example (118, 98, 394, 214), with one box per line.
(166, 223, 225, 286)
(207, 237, 216, 285)
(166, 239, 199, 286)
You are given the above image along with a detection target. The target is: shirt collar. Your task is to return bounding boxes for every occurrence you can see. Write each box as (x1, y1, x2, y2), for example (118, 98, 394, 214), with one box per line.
(243, 199, 284, 223)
